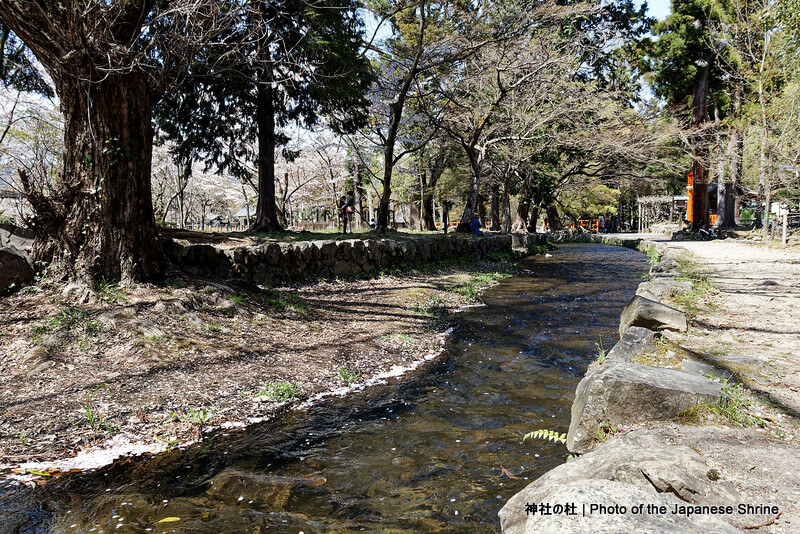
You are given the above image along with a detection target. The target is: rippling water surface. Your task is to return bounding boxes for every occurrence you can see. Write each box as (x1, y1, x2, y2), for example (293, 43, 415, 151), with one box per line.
(2, 243, 648, 533)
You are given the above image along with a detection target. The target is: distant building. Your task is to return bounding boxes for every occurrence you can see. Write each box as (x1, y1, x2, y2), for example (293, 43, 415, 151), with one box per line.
(233, 207, 254, 228)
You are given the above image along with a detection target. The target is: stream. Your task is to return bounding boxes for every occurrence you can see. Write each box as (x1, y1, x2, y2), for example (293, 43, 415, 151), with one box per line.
(1, 242, 648, 533)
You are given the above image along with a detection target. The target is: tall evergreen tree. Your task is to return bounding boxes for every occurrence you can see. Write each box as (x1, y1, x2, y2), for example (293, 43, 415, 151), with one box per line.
(155, 0, 372, 233)
(645, 0, 726, 230)
(0, 22, 52, 97)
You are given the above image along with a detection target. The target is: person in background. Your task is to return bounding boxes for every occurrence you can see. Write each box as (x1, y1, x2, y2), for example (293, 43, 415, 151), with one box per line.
(337, 195, 348, 233)
(340, 191, 355, 233)
(470, 215, 482, 235)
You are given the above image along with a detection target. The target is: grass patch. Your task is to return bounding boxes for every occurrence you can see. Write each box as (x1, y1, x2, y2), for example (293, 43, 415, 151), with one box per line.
(32, 306, 101, 343)
(337, 367, 361, 386)
(172, 407, 211, 427)
(256, 381, 299, 403)
(382, 333, 414, 345)
(675, 381, 764, 427)
(594, 341, 607, 365)
(668, 255, 719, 319)
(259, 289, 309, 316)
(81, 384, 115, 436)
(203, 322, 222, 334)
(594, 421, 618, 443)
(94, 278, 126, 303)
(632, 339, 683, 368)
(444, 271, 512, 301)
(645, 244, 662, 265)
(408, 295, 444, 316)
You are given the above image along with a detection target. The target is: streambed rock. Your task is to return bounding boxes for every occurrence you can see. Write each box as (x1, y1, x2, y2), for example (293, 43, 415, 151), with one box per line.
(566, 362, 723, 454)
(619, 295, 687, 337)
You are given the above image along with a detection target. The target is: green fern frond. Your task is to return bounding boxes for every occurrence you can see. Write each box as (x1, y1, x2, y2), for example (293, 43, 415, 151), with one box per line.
(523, 429, 567, 444)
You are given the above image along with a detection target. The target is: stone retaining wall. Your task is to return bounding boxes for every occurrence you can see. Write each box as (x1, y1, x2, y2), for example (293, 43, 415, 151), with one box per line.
(1, 223, 550, 291)
(160, 233, 538, 285)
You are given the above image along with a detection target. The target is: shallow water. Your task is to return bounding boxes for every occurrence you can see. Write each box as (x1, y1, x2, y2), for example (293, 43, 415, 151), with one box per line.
(1, 243, 647, 533)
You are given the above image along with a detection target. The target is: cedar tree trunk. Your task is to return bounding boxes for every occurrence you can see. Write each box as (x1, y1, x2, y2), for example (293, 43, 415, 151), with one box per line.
(690, 62, 710, 231)
(456, 146, 481, 232)
(250, 69, 283, 233)
(25, 73, 161, 283)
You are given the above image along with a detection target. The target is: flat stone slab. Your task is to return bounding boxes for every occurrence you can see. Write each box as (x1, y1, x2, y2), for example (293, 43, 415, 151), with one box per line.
(680, 359, 734, 380)
(500, 431, 742, 534)
(499, 479, 740, 534)
(708, 354, 762, 365)
(566, 362, 723, 453)
(606, 326, 658, 363)
(619, 295, 687, 337)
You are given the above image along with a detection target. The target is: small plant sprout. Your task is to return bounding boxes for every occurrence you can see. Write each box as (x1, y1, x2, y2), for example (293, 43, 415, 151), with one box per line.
(172, 408, 211, 427)
(83, 384, 114, 436)
(595, 339, 607, 364)
(337, 367, 361, 386)
(256, 381, 299, 403)
(94, 278, 126, 303)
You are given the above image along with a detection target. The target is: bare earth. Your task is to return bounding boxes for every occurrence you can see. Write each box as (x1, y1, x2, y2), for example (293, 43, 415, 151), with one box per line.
(632, 236, 800, 533)
(0, 258, 516, 476)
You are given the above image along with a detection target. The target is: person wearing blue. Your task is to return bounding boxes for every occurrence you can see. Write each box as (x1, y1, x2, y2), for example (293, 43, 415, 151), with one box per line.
(470, 215, 482, 235)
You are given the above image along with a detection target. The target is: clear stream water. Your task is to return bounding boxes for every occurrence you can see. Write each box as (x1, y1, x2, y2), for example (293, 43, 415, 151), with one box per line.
(1, 243, 647, 534)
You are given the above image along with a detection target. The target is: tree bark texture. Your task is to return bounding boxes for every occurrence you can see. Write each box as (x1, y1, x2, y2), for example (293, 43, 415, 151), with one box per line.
(546, 203, 562, 231)
(24, 73, 161, 283)
(251, 70, 283, 233)
(718, 83, 742, 228)
(490, 183, 501, 231)
(690, 62, 710, 231)
(1, 1, 163, 282)
(353, 159, 364, 229)
(421, 154, 444, 231)
(528, 206, 540, 233)
(456, 146, 481, 232)
(512, 198, 530, 233)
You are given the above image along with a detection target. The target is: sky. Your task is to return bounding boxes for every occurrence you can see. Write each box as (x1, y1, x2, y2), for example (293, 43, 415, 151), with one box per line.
(646, 0, 672, 21)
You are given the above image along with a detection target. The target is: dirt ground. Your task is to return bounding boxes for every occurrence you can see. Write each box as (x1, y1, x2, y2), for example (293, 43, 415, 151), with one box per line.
(630, 236, 800, 533)
(0, 256, 518, 476)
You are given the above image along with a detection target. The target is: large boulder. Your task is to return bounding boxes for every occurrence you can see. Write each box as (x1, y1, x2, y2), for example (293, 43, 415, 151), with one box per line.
(0, 247, 34, 294)
(566, 362, 723, 453)
(635, 279, 694, 302)
(0, 223, 33, 260)
(619, 295, 687, 337)
(499, 479, 739, 534)
(605, 326, 658, 363)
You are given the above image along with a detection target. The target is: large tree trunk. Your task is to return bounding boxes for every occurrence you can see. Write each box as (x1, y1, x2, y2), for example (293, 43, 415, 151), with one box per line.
(421, 155, 445, 231)
(717, 84, 742, 229)
(512, 198, 530, 233)
(513, 171, 533, 233)
(501, 176, 511, 234)
(545, 203, 562, 231)
(353, 158, 364, 230)
(250, 67, 283, 233)
(689, 62, 710, 231)
(528, 205, 540, 233)
(456, 146, 481, 232)
(490, 183, 501, 231)
(23, 72, 161, 284)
